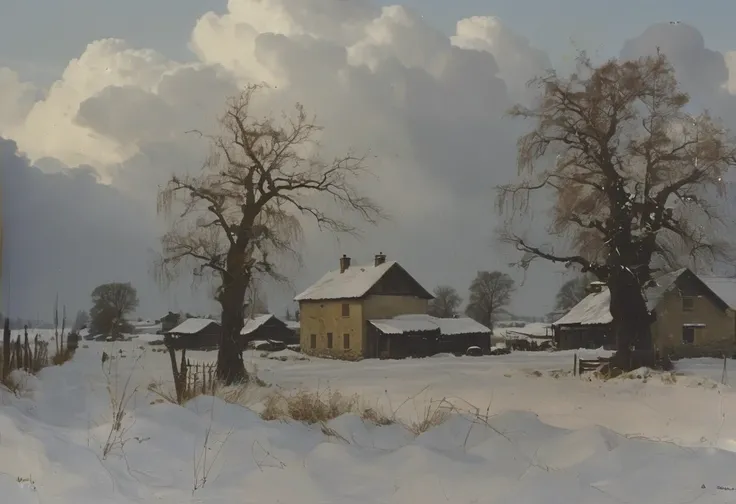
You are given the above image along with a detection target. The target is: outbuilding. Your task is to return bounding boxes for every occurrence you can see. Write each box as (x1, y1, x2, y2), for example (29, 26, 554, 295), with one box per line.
(165, 318, 221, 350)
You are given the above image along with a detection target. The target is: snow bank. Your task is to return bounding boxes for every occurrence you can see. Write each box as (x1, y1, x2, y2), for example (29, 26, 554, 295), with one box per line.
(264, 349, 309, 361)
(3, 344, 736, 502)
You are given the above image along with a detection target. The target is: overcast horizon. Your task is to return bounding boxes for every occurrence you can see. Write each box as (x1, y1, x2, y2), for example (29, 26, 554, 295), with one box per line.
(3, 0, 736, 322)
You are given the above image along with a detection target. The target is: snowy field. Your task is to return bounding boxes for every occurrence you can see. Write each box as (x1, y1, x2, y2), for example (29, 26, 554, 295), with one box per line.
(2, 332, 736, 502)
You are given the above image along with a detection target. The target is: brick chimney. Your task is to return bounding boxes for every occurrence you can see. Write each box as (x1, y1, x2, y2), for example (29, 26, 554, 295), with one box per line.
(339, 254, 351, 273)
(374, 252, 386, 266)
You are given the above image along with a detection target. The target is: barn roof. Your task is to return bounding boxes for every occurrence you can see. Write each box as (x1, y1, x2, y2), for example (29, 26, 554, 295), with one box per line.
(700, 277, 736, 310)
(553, 268, 688, 327)
(167, 318, 219, 335)
(240, 314, 275, 336)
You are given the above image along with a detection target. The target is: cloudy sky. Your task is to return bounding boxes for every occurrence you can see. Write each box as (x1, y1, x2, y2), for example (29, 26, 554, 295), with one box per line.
(2, 0, 736, 321)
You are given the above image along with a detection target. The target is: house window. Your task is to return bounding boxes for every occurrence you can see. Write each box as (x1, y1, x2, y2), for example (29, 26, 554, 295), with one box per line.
(342, 303, 350, 317)
(327, 333, 333, 349)
(682, 297, 695, 312)
(310, 334, 316, 349)
(343, 333, 350, 349)
(682, 326, 696, 345)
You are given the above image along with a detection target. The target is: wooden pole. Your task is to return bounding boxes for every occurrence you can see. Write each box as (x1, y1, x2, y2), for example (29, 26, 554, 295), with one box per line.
(2, 318, 10, 378)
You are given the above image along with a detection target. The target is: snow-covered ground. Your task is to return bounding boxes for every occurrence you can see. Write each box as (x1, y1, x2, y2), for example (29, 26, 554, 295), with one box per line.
(2, 338, 736, 502)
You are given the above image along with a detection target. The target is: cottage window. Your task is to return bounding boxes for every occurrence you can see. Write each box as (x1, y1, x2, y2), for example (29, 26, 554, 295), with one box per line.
(310, 334, 317, 349)
(342, 303, 350, 317)
(343, 333, 350, 349)
(327, 333, 333, 349)
(682, 297, 695, 312)
(682, 326, 695, 345)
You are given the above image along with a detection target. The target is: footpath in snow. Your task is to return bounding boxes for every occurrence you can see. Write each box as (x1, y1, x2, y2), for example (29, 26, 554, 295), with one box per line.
(1, 343, 736, 503)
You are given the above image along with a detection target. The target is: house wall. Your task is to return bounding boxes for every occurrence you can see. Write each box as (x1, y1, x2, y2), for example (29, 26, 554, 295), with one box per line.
(299, 295, 428, 359)
(299, 300, 365, 359)
(652, 289, 736, 357)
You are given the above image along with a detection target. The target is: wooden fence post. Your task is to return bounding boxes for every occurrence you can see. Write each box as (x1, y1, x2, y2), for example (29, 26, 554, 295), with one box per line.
(2, 318, 10, 378)
(14, 336, 21, 371)
(573, 353, 578, 377)
(722, 354, 728, 385)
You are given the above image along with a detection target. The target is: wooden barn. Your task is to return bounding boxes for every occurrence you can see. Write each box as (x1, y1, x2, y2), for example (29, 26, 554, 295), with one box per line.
(240, 314, 298, 348)
(367, 314, 491, 359)
(165, 318, 221, 350)
(553, 268, 736, 358)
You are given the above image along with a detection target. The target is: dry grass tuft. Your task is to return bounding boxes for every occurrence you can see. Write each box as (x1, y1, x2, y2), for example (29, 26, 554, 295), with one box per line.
(360, 407, 395, 426)
(147, 370, 269, 407)
(260, 388, 358, 424)
(405, 401, 451, 435)
(52, 346, 75, 366)
(259, 388, 452, 436)
(660, 372, 678, 384)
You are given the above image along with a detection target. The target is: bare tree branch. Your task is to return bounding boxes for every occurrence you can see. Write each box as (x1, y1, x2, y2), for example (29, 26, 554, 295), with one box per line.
(497, 50, 736, 362)
(156, 83, 386, 383)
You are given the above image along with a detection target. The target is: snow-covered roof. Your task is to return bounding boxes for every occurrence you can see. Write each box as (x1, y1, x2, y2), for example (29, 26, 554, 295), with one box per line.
(167, 318, 219, 334)
(240, 314, 274, 336)
(369, 314, 491, 336)
(370, 317, 439, 335)
(553, 289, 613, 326)
(553, 269, 686, 327)
(701, 277, 736, 310)
(295, 260, 411, 301)
(285, 320, 300, 330)
(642, 268, 687, 309)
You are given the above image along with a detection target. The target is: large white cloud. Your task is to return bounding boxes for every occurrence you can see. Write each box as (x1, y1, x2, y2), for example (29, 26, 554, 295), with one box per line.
(0, 69, 37, 132)
(451, 16, 552, 105)
(4, 2, 735, 319)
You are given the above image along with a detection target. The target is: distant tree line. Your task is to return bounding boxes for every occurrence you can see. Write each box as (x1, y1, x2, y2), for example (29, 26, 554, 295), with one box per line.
(428, 270, 516, 333)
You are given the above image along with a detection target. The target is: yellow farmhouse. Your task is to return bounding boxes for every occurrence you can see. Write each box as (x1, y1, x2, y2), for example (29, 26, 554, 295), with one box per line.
(294, 253, 433, 359)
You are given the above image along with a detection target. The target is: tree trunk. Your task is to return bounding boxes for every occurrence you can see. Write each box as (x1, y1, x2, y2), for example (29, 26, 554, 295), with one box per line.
(216, 276, 248, 384)
(607, 269, 653, 370)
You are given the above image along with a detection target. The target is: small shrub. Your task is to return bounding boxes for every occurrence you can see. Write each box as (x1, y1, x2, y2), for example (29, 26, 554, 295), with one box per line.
(660, 372, 678, 384)
(52, 346, 75, 366)
(360, 407, 394, 426)
(300, 348, 363, 361)
(260, 389, 358, 424)
(407, 402, 450, 435)
(1, 371, 29, 396)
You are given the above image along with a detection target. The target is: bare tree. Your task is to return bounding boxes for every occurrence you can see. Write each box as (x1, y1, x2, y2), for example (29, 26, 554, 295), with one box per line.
(554, 276, 592, 313)
(427, 285, 462, 318)
(465, 271, 515, 332)
(245, 278, 269, 318)
(498, 51, 736, 366)
(157, 84, 384, 384)
(90, 283, 139, 337)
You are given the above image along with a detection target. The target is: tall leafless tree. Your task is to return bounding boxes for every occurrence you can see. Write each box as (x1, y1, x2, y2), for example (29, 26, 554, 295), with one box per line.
(89, 282, 139, 337)
(498, 51, 736, 366)
(245, 278, 269, 318)
(157, 84, 384, 384)
(427, 285, 462, 318)
(554, 276, 592, 313)
(465, 271, 515, 332)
